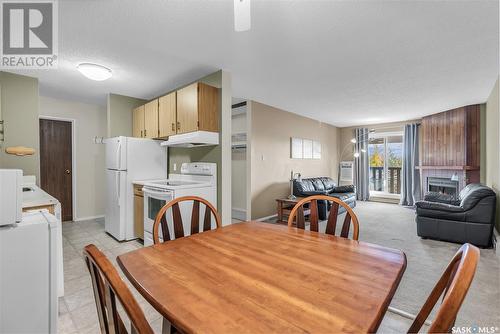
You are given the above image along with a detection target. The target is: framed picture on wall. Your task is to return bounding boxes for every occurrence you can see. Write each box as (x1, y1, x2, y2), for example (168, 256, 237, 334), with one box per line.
(303, 139, 313, 159)
(291, 137, 303, 159)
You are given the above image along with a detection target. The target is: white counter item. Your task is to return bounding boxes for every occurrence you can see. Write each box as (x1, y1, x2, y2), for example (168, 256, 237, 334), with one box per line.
(0, 169, 22, 226)
(142, 162, 217, 246)
(105, 136, 167, 241)
(0, 211, 58, 333)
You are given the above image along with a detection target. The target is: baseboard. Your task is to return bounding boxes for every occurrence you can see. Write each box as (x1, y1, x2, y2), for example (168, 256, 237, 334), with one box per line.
(255, 214, 277, 222)
(73, 215, 105, 222)
(369, 196, 399, 204)
(232, 208, 247, 221)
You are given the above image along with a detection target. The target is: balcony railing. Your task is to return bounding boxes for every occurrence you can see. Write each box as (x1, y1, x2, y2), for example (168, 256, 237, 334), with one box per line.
(369, 166, 401, 194)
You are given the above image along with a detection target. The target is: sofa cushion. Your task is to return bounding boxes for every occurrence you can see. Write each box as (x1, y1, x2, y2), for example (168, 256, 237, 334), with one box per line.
(295, 179, 315, 193)
(459, 184, 497, 210)
(311, 178, 326, 191)
(332, 185, 355, 193)
(320, 177, 336, 191)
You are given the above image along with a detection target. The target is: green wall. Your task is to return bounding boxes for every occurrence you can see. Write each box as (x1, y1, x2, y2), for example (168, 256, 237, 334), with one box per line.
(0, 72, 40, 181)
(107, 93, 146, 137)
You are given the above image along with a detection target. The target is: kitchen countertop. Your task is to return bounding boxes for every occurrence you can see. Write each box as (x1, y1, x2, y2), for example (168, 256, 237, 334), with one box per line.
(132, 179, 165, 186)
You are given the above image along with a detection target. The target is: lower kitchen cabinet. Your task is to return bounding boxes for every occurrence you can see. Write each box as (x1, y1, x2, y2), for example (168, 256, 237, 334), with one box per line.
(133, 184, 144, 240)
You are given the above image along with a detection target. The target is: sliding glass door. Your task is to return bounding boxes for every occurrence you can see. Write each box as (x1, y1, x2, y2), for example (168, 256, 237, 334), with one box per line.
(368, 133, 403, 195)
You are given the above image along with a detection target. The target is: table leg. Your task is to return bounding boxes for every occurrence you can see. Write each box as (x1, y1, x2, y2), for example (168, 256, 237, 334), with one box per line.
(162, 317, 172, 334)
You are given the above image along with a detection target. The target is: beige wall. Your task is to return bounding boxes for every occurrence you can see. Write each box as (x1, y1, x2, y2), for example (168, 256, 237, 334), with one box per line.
(250, 101, 339, 219)
(0, 72, 40, 181)
(485, 77, 499, 232)
(39, 96, 107, 220)
(107, 93, 146, 137)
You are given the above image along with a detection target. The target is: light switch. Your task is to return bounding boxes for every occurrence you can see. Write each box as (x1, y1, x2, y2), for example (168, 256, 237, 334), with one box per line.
(173, 163, 177, 171)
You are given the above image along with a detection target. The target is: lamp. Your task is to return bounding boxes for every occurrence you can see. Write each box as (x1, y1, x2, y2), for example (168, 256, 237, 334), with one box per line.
(288, 170, 302, 200)
(451, 173, 459, 182)
(77, 63, 112, 81)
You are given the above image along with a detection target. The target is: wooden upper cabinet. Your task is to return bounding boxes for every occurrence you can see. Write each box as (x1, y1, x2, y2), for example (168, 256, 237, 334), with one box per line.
(177, 82, 219, 134)
(144, 99, 159, 139)
(132, 106, 145, 138)
(158, 92, 177, 138)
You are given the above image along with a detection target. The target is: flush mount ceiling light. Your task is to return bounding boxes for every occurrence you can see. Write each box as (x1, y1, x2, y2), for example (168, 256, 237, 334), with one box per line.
(234, 0, 251, 32)
(77, 63, 112, 81)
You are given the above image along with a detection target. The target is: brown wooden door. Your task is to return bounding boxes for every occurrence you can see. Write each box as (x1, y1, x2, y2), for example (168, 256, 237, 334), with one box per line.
(39, 119, 73, 221)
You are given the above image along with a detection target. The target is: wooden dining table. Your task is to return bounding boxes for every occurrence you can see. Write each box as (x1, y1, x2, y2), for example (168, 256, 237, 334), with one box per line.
(117, 221, 407, 334)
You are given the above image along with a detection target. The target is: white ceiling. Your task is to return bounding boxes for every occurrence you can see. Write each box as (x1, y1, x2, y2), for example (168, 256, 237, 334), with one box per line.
(9, 0, 499, 127)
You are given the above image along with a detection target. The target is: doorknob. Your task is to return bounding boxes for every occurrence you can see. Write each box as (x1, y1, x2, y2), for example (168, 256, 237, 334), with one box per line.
(65, 169, 71, 174)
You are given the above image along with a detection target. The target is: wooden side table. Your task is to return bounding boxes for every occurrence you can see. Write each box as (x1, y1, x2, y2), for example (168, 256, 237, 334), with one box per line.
(276, 197, 309, 225)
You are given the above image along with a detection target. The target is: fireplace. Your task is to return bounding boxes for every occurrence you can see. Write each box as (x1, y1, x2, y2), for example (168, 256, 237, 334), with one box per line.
(427, 177, 460, 199)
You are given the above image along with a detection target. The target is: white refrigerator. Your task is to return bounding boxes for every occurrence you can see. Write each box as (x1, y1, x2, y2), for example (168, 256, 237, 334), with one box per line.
(105, 136, 167, 241)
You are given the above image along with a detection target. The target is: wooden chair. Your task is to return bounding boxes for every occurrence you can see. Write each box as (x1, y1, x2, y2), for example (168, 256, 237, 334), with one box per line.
(287, 195, 360, 240)
(83, 244, 154, 334)
(408, 243, 480, 333)
(153, 195, 222, 244)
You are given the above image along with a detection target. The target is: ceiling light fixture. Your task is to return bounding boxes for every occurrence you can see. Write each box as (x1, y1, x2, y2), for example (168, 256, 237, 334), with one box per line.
(77, 63, 112, 81)
(234, 0, 251, 32)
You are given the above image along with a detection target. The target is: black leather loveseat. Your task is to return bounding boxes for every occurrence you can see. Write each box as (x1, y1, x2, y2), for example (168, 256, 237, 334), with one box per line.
(293, 177, 356, 220)
(416, 183, 496, 247)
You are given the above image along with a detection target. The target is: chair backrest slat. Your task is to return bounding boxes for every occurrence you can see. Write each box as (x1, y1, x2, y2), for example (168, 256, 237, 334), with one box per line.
(287, 195, 359, 241)
(83, 244, 154, 334)
(191, 200, 200, 235)
(340, 214, 351, 238)
(325, 202, 339, 235)
(160, 214, 170, 242)
(309, 199, 319, 232)
(153, 196, 222, 245)
(408, 243, 479, 334)
(172, 202, 185, 239)
(203, 205, 212, 232)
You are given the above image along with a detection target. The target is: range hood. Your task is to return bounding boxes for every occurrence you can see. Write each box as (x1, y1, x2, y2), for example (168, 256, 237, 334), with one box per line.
(160, 131, 219, 148)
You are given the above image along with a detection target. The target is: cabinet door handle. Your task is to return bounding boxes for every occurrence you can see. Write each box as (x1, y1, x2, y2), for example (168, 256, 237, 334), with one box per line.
(140, 130, 143, 137)
(171, 123, 175, 131)
(177, 122, 181, 130)
(144, 129, 147, 137)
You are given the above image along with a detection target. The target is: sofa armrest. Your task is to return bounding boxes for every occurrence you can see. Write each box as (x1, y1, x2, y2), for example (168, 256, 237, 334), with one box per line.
(415, 201, 464, 212)
(331, 185, 355, 193)
(423, 192, 460, 205)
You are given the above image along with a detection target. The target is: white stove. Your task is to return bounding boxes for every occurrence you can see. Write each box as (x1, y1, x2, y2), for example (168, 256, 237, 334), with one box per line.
(142, 162, 217, 246)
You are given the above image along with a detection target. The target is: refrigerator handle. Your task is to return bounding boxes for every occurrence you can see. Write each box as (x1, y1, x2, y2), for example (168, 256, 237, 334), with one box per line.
(115, 173, 120, 206)
(116, 140, 122, 170)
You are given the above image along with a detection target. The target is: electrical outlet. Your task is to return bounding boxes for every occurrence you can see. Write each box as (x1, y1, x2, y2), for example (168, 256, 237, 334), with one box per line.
(173, 163, 177, 171)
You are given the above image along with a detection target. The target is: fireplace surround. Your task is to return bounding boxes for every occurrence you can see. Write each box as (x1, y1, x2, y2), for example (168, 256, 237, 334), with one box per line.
(427, 177, 460, 199)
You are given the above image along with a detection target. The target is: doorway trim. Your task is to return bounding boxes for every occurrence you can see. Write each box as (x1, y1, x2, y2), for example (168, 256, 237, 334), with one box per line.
(39, 115, 77, 221)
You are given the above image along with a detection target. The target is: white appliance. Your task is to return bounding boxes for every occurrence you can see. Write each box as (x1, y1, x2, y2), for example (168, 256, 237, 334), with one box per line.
(142, 162, 217, 246)
(0, 169, 22, 225)
(105, 136, 167, 241)
(339, 161, 354, 186)
(160, 131, 219, 148)
(0, 170, 58, 333)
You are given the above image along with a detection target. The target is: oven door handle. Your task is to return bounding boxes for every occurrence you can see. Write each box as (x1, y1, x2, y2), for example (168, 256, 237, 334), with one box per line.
(143, 188, 173, 198)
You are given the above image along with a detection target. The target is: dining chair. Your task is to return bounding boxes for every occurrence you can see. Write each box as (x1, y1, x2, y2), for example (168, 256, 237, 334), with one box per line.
(83, 244, 154, 334)
(152, 195, 222, 244)
(287, 195, 360, 240)
(408, 243, 480, 333)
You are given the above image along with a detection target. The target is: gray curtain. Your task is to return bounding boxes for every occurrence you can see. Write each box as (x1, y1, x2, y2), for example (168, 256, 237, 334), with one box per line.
(354, 128, 370, 201)
(400, 124, 421, 206)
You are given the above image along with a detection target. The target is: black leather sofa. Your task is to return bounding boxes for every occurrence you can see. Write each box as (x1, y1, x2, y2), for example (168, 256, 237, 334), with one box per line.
(293, 177, 356, 220)
(416, 183, 496, 247)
